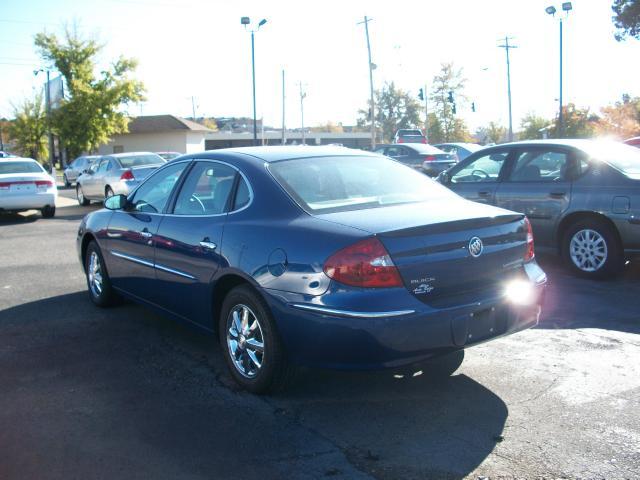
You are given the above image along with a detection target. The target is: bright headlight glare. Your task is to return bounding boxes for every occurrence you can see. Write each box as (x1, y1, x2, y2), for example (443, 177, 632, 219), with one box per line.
(505, 280, 534, 305)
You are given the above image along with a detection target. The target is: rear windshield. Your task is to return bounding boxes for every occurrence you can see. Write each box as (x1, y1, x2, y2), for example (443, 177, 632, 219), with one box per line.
(586, 142, 640, 175)
(409, 144, 447, 154)
(398, 130, 422, 136)
(269, 155, 456, 214)
(117, 154, 165, 168)
(0, 161, 45, 174)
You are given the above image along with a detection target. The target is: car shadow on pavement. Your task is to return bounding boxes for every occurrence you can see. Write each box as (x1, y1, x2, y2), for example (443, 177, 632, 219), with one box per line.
(0, 291, 508, 480)
(0, 212, 40, 225)
(536, 255, 640, 334)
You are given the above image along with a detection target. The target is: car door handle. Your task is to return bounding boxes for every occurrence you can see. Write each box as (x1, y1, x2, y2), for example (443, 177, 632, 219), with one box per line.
(140, 229, 153, 239)
(199, 239, 217, 251)
(478, 191, 491, 197)
(549, 191, 566, 198)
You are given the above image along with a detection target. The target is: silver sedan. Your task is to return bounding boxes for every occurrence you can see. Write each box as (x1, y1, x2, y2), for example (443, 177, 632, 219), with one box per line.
(438, 139, 640, 279)
(76, 152, 166, 205)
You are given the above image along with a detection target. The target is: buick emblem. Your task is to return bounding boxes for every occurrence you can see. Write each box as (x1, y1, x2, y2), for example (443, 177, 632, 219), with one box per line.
(468, 237, 483, 258)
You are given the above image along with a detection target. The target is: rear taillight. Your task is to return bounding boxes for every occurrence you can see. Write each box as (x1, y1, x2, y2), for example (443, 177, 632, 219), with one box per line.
(423, 155, 436, 162)
(36, 180, 53, 191)
(397, 138, 404, 143)
(323, 237, 403, 288)
(524, 217, 535, 261)
(120, 169, 135, 181)
(0, 182, 10, 190)
(421, 138, 427, 144)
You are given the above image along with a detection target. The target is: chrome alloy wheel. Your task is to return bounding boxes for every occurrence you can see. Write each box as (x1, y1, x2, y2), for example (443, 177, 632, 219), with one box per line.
(77, 187, 84, 204)
(88, 251, 104, 297)
(226, 304, 265, 378)
(570, 228, 608, 272)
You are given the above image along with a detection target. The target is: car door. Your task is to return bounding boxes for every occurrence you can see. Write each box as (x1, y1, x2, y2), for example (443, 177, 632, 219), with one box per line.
(446, 148, 511, 204)
(105, 161, 189, 303)
(85, 158, 109, 198)
(153, 160, 240, 324)
(494, 146, 573, 247)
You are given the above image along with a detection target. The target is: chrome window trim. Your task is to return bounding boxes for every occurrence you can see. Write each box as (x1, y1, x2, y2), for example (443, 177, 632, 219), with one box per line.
(289, 303, 415, 318)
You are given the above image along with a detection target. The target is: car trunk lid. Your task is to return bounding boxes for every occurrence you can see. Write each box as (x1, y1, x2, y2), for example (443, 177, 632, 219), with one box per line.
(316, 200, 527, 307)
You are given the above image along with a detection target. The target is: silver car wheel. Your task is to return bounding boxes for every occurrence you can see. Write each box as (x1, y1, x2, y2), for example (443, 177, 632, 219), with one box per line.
(88, 251, 103, 297)
(77, 187, 84, 204)
(226, 304, 265, 379)
(570, 228, 608, 272)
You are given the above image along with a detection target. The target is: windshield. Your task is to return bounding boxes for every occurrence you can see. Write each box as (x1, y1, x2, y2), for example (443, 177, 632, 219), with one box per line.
(269, 155, 457, 214)
(117, 154, 165, 168)
(0, 161, 45, 174)
(585, 141, 640, 175)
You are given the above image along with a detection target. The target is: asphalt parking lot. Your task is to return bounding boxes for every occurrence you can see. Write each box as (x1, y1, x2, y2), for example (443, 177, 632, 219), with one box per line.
(1, 188, 639, 480)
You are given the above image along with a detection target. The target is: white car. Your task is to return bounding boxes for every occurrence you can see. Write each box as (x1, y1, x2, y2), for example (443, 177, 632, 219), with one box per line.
(0, 157, 58, 218)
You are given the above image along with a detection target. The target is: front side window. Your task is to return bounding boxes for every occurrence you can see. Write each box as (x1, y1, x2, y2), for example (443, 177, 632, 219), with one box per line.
(269, 155, 456, 214)
(173, 162, 236, 215)
(451, 151, 508, 183)
(509, 149, 569, 182)
(129, 162, 187, 213)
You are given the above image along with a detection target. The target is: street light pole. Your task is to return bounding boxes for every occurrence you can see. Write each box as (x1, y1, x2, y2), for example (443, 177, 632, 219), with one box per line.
(558, 18, 564, 137)
(35, 68, 55, 174)
(241, 17, 267, 146)
(299, 81, 306, 145)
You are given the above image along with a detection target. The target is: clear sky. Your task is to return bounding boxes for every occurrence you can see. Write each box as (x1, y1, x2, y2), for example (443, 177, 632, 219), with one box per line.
(1, 0, 640, 133)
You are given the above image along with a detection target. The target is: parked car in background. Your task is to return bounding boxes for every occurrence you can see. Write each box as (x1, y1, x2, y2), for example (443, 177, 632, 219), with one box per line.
(437, 139, 640, 278)
(156, 151, 182, 161)
(375, 143, 457, 176)
(64, 155, 101, 187)
(76, 152, 166, 205)
(0, 157, 57, 218)
(623, 137, 640, 148)
(393, 129, 427, 144)
(0, 151, 15, 158)
(77, 146, 545, 393)
(433, 142, 484, 162)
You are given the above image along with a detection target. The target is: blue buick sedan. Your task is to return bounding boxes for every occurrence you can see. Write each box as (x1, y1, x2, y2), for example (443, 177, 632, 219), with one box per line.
(77, 146, 546, 393)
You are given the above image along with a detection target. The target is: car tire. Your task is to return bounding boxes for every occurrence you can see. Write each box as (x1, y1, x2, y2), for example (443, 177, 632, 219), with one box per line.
(77, 184, 90, 206)
(105, 186, 114, 198)
(85, 241, 117, 307)
(562, 219, 623, 280)
(63, 174, 71, 188)
(41, 205, 56, 218)
(218, 285, 294, 394)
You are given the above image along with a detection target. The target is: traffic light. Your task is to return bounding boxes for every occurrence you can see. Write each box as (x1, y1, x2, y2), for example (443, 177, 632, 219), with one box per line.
(471, 102, 476, 112)
(447, 91, 454, 103)
(418, 88, 424, 101)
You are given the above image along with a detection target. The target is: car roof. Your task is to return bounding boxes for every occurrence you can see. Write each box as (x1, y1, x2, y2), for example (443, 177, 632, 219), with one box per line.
(107, 151, 159, 158)
(195, 146, 378, 163)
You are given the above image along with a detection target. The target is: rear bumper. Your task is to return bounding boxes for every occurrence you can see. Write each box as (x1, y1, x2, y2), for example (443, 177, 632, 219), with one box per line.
(264, 263, 546, 370)
(0, 192, 57, 211)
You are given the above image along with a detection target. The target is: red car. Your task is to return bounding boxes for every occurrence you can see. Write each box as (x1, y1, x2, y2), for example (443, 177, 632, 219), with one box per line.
(623, 137, 640, 148)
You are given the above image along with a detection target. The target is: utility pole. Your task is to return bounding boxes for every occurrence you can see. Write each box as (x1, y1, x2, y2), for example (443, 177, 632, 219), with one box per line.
(358, 16, 376, 149)
(281, 69, 286, 145)
(424, 83, 429, 143)
(559, 18, 564, 137)
(498, 37, 517, 142)
(191, 96, 197, 122)
(299, 81, 306, 145)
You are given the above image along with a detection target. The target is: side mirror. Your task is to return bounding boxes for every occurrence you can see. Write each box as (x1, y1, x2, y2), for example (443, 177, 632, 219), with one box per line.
(104, 194, 127, 210)
(437, 171, 450, 184)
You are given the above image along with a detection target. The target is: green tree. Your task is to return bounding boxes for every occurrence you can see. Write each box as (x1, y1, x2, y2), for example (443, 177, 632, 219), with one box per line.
(357, 82, 422, 143)
(595, 95, 640, 138)
(519, 112, 552, 140)
(612, 0, 640, 40)
(34, 27, 145, 158)
(8, 93, 49, 161)
(429, 62, 471, 142)
(554, 103, 597, 138)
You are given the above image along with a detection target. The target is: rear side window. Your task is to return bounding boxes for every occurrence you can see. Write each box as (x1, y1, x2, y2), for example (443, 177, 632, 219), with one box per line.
(233, 177, 251, 210)
(173, 162, 236, 215)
